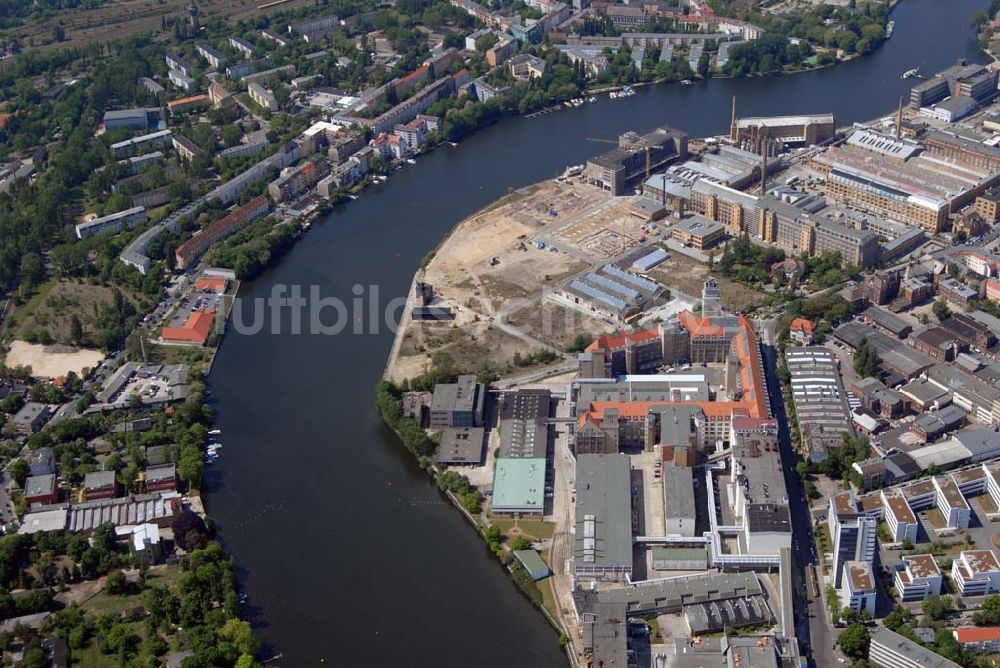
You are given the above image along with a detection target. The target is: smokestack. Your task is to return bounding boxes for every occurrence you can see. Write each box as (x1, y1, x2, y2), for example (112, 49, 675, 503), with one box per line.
(896, 96, 903, 140)
(760, 126, 768, 195)
(730, 95, 737, 141)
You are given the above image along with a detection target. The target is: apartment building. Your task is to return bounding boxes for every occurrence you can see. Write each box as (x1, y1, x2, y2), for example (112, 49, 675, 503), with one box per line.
(165, 53, 193, 77)
(174, 196, 270, 269)
(229, 36, 254, 58)
(955, 627, 1000, 654)
(267, 156, 331, 202)
(953, 550, 1000, 596)
(828, 491, 878, 587)
(840, 560, 876, 617)
(894, 554, 943, 602)
(75, 206, 148, 239)
(247, 82, 278, 112)
(870, 627, 961, 668)
(882, 491, 918, 544)
(195, 44, 226, 69)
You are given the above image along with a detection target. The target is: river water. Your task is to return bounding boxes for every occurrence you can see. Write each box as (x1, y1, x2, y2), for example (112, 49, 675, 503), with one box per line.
(205, 0, 988, 664)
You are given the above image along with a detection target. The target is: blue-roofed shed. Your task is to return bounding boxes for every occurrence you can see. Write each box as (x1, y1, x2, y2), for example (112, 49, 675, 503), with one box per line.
(513, 549, 551, 580)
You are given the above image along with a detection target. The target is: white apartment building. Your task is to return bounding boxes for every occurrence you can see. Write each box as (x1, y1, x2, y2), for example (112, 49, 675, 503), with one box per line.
(952, 550, 1000, 597)
(893, 554, 943, 603)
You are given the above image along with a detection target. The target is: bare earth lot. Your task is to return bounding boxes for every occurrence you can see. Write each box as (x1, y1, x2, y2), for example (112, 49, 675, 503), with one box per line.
(6, 340, 105, 378)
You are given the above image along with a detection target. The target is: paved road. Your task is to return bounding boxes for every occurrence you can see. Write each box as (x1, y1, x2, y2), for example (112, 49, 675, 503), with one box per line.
(757, 317, 840, 667)
(547, 398, 580, 661)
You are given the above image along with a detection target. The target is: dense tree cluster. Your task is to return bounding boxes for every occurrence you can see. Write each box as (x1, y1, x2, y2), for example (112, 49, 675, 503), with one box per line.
(717, 231, 787, 284)
(853, 338, 881, 378)
(723, 34, 815, 76)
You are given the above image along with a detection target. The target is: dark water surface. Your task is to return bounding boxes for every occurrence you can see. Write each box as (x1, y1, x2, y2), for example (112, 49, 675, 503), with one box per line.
(205, 1, 988, 664)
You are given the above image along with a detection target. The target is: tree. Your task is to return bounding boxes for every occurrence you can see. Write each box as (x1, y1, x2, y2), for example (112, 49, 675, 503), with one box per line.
(932, 299, 952, 321)
(236, 656, 261, 668)
(218, 618, 258, 656)
(853, 338, 881, 378)
(510, 536, 533, 551)
(837, 622, 870, 660)
(172, 510, 209, 552)
(104, 570, 128, 595)
(973, 594, 1000, 625)
(884, 605, 911, 631)
(69, 315, 84, 345)
(10, 459, 29, 487)
(922, 594, 952, 622)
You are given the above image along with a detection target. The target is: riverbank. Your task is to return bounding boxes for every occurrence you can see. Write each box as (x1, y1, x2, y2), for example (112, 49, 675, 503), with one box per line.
(373, 381, 576, 664)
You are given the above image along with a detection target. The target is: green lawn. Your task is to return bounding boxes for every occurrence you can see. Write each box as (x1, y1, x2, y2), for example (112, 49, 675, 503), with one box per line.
(80, 565, 183, 617)
(488, 516, 556, 542)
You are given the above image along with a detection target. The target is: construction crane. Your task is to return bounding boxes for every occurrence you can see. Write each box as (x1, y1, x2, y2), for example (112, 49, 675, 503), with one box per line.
(586, 137, 653, 180)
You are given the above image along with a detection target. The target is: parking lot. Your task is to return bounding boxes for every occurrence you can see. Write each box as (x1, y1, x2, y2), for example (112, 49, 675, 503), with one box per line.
(164, 291, 224, 329)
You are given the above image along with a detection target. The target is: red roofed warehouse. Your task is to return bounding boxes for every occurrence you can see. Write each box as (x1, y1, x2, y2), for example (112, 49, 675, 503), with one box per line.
(162, 308, 216, 346)
(195, 277, 228, 294)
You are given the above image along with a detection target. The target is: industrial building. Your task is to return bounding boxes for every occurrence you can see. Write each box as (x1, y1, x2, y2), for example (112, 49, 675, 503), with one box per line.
(492, 458, 546, 514)
(435, 427, 486, 466)
(662, 463, 696, 536)
(584, 126, 688, 195)
(672, 214, 726, 249)
(429, 375, 485, 429)
(730, 419, 791, 556)
(103, 107, 163, 131)
(729, 112, 837, 151)
(784, 347, 854, 459)
(574, 453, 633, 581)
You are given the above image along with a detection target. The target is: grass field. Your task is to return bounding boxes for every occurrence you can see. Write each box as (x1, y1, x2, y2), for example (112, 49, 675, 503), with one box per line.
(12, 279, 143, 346)
(488, 516, 556, 542)
(79, 565, 184, 617)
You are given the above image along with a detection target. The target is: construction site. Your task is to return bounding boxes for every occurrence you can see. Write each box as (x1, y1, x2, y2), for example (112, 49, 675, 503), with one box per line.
(387, 173, 692, 383)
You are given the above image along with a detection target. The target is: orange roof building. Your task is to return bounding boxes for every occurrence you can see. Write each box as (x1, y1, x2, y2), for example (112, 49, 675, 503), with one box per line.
(790, 318, 814, 344)
(162, 308, 216, 346)
(576, 315, 770, 451)
(167, 94, 210, 112)
(954, 626, 1000, 653)
(195, 277, 228, 294)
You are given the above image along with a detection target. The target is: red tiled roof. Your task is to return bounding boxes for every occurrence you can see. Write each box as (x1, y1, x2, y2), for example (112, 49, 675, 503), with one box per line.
(955, 627, 1000, 643)
(586, 328, 660, 353)
(678, 310, 726, 337)
(790, 318, 814, 335)
(195, 277, 228, 293)
(400, 65, 429, 84)
(162, 308, 216, 345)
(168, 94, 209, 108)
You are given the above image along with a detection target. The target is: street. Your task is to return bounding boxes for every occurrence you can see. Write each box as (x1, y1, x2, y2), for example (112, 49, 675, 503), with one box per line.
(758, 316, 839, 667)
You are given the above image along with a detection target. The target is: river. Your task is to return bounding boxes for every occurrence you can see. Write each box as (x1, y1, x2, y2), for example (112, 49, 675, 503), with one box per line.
(204, 0, 988, 664)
